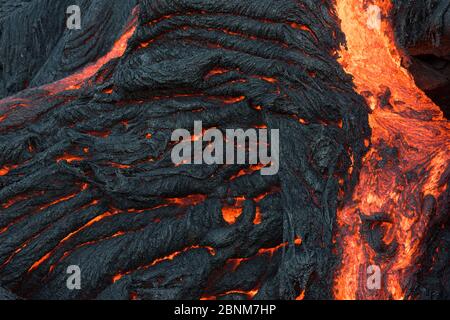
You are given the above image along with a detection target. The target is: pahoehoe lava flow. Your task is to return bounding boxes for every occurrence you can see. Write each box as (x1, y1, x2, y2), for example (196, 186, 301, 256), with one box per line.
(0, 0, 448, 300)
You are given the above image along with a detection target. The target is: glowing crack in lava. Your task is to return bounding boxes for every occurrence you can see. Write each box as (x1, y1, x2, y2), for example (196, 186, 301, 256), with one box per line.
(0, 8, 137, 103)
(44, 10, 138, 94)
(334, 0, 450, 299)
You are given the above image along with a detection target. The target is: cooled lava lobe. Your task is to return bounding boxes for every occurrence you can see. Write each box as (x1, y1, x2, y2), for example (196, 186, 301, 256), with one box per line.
(392, 0, 450, 117)
(0, 0, 137, 98)
(0, 0, 370, 300)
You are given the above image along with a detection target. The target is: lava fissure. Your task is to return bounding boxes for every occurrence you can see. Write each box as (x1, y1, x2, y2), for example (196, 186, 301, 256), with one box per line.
(0, 0, 448, 300)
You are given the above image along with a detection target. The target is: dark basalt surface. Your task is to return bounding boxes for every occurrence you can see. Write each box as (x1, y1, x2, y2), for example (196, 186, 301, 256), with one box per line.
(393, 0, 450, 117)
(0, 0, 137, 98)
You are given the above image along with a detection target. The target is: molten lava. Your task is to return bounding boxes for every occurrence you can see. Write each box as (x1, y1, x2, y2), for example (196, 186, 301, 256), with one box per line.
(0, 8, 138, 104)
(334, 0, 450, 299)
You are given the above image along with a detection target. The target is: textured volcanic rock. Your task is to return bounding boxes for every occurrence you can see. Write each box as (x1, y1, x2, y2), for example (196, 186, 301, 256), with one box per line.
(411, 190, 450, 299)
(392, 0, 450, 117)
(393, 0, 450, 53)
(2, 0, 370, 300)
(0, 285, 18, 300)
(0, 0, 137, 98)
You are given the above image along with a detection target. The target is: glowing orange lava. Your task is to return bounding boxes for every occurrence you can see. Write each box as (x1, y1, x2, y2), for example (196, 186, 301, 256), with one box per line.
(334, 0, 450, 299)
(112, 245, 216, 283)
(222, 196, 246, 224)
(295, 290, 305, 300)
(0, 7, 137, 104)
(56, 153, 84, 163)
(200, 289, 259, 300)
(28, 208, 120, 272)
(0, 165, 17, 176)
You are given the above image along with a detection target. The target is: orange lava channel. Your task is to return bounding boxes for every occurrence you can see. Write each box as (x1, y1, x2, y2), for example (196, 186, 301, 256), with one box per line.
(334, 0, 450, 299)
(43, 9, 138, 94)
